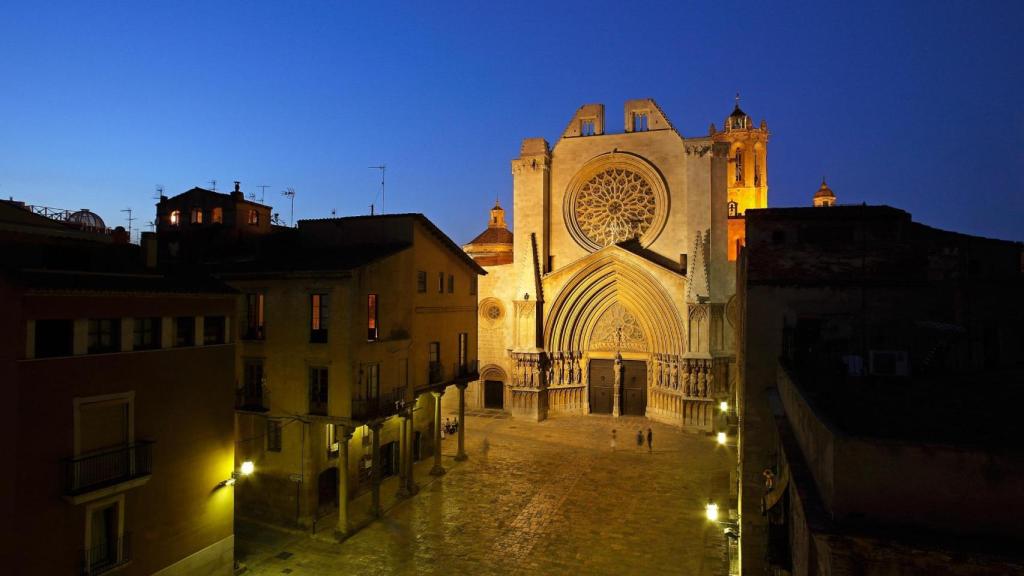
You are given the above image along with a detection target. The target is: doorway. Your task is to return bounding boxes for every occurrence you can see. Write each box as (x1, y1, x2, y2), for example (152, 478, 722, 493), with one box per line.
(317, 467, 339, 515)
(589, 359, 614, 414)
(588, 358, 647, 415)
(484, 380, 504, 409)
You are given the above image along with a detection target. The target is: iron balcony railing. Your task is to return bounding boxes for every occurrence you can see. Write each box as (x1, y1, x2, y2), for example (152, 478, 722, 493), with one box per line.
(236, 382, 269, 412)
(453, 360, 480, 381)
(351, 386, 408, 421)
(428, 361, 443, 384)
(82, 532, 130, 575)
(64, 442, 153, 496)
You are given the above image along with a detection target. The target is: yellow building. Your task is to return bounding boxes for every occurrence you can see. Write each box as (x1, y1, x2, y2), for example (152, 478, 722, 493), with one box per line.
(155, 189, 484, 533)
(465, 99, 768, 429)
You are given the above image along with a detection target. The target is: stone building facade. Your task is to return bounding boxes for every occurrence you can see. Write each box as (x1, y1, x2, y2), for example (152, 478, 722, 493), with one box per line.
(464, 99, 768, 428)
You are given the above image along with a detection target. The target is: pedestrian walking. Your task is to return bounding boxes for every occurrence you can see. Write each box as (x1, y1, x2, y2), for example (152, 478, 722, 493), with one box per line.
(440, 421, 446, 440)
(636, 429, 644, 449)
(646, 427, 653, 453)
(481, 436, 491, 459)
(610, 429, 617, 451)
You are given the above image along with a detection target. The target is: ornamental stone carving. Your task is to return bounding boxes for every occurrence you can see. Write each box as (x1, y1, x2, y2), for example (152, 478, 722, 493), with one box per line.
(590, 303, 647, 352)
(564, 153, 669, 252)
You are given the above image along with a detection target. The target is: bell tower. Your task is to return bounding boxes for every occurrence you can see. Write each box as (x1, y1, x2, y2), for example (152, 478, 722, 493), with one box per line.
(713, 94, 769, 260)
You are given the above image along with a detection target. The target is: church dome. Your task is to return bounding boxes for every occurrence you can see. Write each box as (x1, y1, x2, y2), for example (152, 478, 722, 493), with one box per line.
(813, 179, 837, 207)
(67, 209, 106, 229)
(464, 200, 513, 265)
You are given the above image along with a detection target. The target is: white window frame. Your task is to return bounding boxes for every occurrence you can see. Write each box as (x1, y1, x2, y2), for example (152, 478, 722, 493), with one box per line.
(74, 392, 135, 458)
(83, 493, 126, 574)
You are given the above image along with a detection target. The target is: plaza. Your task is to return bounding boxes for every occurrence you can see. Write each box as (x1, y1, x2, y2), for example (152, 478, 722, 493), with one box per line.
(236, 413, 734, 575)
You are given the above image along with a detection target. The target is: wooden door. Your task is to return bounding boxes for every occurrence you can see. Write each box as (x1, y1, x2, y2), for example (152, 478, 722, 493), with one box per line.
(621, 360, 647, 416)
(589, 359, 614, 414)
(484, 380, 504, 409)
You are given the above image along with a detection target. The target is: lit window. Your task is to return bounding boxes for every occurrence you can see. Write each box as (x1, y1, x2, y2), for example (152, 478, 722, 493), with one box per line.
(211, 207, 223, 223)
(367, 294, 378, 341)
(310, 294, 328, 343)
(169, 210, 181, 226)
(190, 208, 203, 224)
(728, 201, 738, 218)
(247, 209, 259, 225)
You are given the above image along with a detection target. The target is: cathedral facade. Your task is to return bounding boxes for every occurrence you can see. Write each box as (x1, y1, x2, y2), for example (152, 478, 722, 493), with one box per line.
(464, 99, 767, 429)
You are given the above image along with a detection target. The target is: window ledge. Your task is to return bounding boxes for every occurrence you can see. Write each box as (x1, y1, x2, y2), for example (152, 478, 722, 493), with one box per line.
(64, 475, 151, 506)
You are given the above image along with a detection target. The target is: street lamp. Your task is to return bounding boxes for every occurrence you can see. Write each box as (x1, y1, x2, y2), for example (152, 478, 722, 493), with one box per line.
(220, 461, 256, 487)
(719, 401, 729, 412)
(716, 432, 727, 445)
(240, 460, 255, 476)
(705, 502, 719, 522)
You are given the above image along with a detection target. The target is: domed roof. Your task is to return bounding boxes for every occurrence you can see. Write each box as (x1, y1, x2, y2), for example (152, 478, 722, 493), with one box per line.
(729, 103, 748, 118)
(814, 178, 836, 199)
(67, 209, 106, 229)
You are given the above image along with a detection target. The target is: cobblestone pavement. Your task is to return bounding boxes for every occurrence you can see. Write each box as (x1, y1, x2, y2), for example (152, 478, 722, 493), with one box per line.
(236, 412, 734, 576)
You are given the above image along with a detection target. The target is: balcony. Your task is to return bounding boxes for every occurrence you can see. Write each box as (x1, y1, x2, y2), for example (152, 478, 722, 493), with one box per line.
(428, 361, 444, 384)
(82, 532, 130, 575)
(236, 383, 269, 412)
(351, 386, 408, 422)
(241, 325, 265, 341)
(64, 442, 153, 500)
(453, 360, 479, 382)
(421, 361, 479, 392)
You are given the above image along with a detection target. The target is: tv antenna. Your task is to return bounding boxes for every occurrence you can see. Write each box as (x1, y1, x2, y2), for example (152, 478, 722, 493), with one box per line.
(369, 164, 386, 214)
(208, 179, 217, 191)
(153, 185, 164, 200)
(121, 208, 136, 240)
(257, 185, 270, 204)
(281, 188, 296, 226)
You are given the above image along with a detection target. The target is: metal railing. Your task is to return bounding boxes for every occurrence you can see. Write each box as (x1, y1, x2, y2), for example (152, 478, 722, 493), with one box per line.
(453, 360, 479, 381)
(351, 386, 408, 421)
(428, 361, 443, 384)
(64, 443, 153, 496)
(82, 532, 130, 575)
(236, 383, 269, 412)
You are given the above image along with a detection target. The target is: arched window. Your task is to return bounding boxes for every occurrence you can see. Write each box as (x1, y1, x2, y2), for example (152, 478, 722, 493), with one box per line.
(247, 209, 259, 225)
(753, 153, 761, 187)
(728, 201, 738, 218)
(734, 149, 743, 183)
(169, 210, 181, 226)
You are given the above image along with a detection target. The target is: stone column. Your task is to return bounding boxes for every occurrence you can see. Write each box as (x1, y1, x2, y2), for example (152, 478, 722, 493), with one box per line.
(396, 414, 409, 498)
(369, 420, 382, 517)
(612, 354, 622, 418)
(455, 383, 468, 462)
(335, 426, 353, 539)
(430, 390, 446, 476)
(406, 406, 419, 494)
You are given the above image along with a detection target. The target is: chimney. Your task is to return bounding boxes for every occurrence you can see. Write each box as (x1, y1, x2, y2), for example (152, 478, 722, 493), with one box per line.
(231, 181, 243, 201)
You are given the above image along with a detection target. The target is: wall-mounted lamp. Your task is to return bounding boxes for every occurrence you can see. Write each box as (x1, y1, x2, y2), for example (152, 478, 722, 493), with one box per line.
(716, 432, 727, 445)
(705, 502, 719, 522)
(719, 401, 729, 412)
(219, 461, 255, 487)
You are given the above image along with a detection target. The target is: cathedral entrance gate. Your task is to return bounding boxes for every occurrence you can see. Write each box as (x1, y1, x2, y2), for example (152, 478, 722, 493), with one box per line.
(588, 359, 647, 416)
(484, 380, 504, 409)
(589, 360, 614, 414)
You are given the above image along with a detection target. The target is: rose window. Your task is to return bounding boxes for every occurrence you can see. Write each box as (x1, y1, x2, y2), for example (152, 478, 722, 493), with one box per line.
(574, 168, 656, 248)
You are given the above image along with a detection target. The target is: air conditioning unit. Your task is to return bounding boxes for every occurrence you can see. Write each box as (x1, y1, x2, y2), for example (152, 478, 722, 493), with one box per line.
(869, 350, 909, 376)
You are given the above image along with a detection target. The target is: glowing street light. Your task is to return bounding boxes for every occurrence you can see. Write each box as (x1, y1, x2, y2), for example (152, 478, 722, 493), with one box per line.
(705, 502, 719, 522)
(719, 401, 729, 412)
(716, 432, 727, 445)
(240, 461, 255, 476)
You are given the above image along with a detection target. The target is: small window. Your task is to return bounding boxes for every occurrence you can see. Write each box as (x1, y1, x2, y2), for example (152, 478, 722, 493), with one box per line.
(190, 208, 203, 224)
(309, 367, 328, 415)
(754, 155, 761, 187)
(241, 358, 265, 409)
(88, 319, 121, 354)
(310, 294, 328, 343)
(367, 294, 378, 341)
(133, 317, 161, 351)
(169, 210, 181, 226)
(437, 272, 444, 293)
(735, 149, 744, 182)
(244, 293, 265, 340)
(428, 341, 441, 383)
(34, 319, 73, 358)
(174, 316, 195, 347)
(417, 271, 427, 293)
(470, 275, 477, 295)
(364, 363, 380, 400)
(247, 209, 259, 226)
(633, 113, 648, 132)
(203, 316, 226, 345)
(266, 420, 282, 452)
(447, 274, 454, 294)
(581, 119, 595, 136)
(728, 201, 738, 218)
(211, 207, 223, 224)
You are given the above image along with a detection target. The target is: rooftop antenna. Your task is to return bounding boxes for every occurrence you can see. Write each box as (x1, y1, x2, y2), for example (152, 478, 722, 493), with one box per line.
(369, 164, 386, 214)
(153, 185, 164, 200)
(208, 179, 217, 191)
(146, 219, 156, 231)
(257, 185, 270, 204)
(121, 208, 136, 241)
(369, 203, 375, 216)
(281, 187, 296, 226)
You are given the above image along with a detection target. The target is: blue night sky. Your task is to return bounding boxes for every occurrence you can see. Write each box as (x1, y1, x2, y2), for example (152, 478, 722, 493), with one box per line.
(1, 1, 1021, 244)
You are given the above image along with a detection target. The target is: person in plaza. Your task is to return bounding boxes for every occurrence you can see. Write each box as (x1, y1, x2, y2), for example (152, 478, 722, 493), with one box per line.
(440, 420, 446, 440)
(636, 429, 644, 449)
(646, 427, 653, 453)
(481, 436, 490, 459)
(610, 429, 617, 451)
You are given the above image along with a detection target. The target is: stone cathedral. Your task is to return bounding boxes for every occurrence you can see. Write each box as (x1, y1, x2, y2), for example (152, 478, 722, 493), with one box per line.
(463, 98, 768, 429)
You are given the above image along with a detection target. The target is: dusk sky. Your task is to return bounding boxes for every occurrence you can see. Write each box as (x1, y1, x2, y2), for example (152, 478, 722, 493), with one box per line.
(1, 1, 1021, 244)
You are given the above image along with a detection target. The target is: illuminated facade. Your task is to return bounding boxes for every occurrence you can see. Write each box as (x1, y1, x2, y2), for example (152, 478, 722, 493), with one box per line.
(465, 99, 768, 429)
